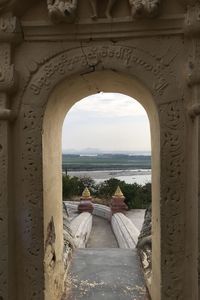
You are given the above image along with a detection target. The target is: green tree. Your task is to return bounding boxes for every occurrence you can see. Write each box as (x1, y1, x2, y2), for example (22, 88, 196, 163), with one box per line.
(97, 178, 125, 199)
(62, 174, 152, 209)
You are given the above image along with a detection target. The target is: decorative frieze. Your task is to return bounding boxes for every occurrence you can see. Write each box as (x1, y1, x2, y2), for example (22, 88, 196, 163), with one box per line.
(23, 45, 171, 104)
(47, 0, 161, 23)
(129, 0, 160, 18)
(187, 40, 200, 87)
(0, 15, 21, 123)
(0, 64, 16, 93)
(159, 99, 185, 299)
(47, 0, 78, 23)
(184, 2, 200, 36)
(0, 16, 21, 43)
(89, 0, 117, 20)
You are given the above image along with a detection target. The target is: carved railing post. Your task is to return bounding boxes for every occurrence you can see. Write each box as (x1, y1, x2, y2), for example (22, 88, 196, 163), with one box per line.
(184, 3, 200, 298)
(0, 12, 22, 300)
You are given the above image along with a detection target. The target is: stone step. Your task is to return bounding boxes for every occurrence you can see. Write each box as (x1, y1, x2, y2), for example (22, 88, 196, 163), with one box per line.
(66, 248, 149, 300)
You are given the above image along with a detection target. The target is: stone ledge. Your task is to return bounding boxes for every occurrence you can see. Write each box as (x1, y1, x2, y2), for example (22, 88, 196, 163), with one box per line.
(111, 212, 140, 249)
(22, 15, 184, 41)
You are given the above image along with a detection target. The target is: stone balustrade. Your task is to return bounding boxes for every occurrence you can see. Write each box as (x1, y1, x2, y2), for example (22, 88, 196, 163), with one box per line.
(111, 213, 140, 249)
(64, 201, 111, 220)
(70, 212, 93, 248)
(93, 203, 111, 220)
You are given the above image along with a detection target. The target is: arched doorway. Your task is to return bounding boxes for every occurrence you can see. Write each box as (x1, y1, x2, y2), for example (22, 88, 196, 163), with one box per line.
(42, 70, 160, 298)
(13, 44, 196, 300)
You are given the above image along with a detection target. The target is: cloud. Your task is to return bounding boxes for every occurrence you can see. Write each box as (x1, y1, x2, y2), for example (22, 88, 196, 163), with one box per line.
(67, 93, 148, 118)
(62, 93, 151, 151)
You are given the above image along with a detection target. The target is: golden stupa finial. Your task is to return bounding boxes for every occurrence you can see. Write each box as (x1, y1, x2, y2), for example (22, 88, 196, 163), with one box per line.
(114, 186, 124, 198)
(82, 187, 91, 198)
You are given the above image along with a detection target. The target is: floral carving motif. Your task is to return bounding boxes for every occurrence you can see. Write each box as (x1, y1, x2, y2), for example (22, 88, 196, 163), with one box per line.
(184, 2, 200, 35)
(47, 0, 78, 23)
(159, 100, 185, 298)
(129, 0, 160, 18)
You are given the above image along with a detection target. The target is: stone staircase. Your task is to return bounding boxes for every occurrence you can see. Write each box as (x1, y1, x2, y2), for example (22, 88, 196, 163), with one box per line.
(65, 248, 149, 300)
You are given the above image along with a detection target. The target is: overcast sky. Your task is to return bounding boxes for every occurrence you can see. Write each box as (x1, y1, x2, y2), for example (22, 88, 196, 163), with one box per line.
(62, 93, 151, 153)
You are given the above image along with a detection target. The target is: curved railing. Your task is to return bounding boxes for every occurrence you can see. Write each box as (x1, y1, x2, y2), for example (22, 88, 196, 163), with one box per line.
(70, 212, 93, 248)
(111, 212, 140, 249)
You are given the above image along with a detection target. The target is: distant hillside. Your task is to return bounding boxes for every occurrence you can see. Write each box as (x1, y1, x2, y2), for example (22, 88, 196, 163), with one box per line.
(62, 154, 151, 171)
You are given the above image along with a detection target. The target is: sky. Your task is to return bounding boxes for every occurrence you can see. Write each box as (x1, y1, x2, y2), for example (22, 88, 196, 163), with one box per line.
(62, 93, 151, 153)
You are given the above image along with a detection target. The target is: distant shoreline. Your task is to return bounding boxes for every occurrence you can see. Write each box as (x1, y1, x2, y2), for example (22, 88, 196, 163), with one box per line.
(67, 169, 151, 185)
(62, 154, 151, 172)
(65, 166, 151, 172)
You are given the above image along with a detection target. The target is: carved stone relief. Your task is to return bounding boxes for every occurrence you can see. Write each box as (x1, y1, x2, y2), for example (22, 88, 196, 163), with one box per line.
(184, 4, 200, 293)
(0, 16, 16, 33)
(47, 0, 161, 22)
(0, 119, 9, 300)
(0, 14, 20, 298)
(47, 0, 78, 23)
(12, 33, 189, 299)
(184, 2, 200, 35)
(19, 44, 179, 108)
(16, 104, 45, 300)
(89, 0, 117, 20)
(45, 217, 56, 272)
(159, 99, 185, 298)
(0, 0, 15, 15)
(129, 0, 160, 18)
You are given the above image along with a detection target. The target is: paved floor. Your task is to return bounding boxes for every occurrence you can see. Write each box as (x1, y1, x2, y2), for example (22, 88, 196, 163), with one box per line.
(66, 248, 149, 300)
(87, 216, 118, 248)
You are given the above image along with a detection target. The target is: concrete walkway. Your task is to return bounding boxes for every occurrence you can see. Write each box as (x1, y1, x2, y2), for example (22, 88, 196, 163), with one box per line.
(66, 248, 149, 300)
(87, 216, 118, 248)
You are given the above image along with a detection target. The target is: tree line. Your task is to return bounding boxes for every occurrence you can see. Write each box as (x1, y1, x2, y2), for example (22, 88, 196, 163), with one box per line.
(63, 175, 151, 209)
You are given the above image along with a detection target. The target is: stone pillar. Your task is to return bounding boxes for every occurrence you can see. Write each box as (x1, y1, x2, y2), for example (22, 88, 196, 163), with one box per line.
(177, 5, 200, 298)
(0, 13, 22, 300)
(78, 187, 94, 213)
(110, 186, 128, 214)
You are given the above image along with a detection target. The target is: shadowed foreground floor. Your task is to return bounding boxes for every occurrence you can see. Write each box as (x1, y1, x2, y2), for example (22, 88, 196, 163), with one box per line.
(66, 248, 149, 300)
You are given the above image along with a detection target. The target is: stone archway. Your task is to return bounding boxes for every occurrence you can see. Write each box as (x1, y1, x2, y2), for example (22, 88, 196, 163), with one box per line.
(10, 41, 195, 300)
(0, 1, 199, 299)
(43, 70, 160, 299)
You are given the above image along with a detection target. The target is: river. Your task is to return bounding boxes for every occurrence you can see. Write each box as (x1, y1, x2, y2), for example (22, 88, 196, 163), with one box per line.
(67, 169, 151, 186)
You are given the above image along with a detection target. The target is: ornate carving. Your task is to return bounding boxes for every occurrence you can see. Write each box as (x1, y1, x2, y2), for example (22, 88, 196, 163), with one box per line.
(184, 2, 200, 36)
(45, 217, 56, 271)
(0, 119, 9, 300)
(47, 0, 78, 23)
(89, 0, 117, 20)
(23, 46, 170, 102)
(0, 0, 15, 15)
(15, 41, 187, 299)
(0, 65, 16, 93)
(0, 16, 15, 33)
(159, 99, 185, 298)
(187, 40, 200, 86)
(137, 206, 152, 283)
(129, 0, 160, 18)
(0, 16, 22, 44)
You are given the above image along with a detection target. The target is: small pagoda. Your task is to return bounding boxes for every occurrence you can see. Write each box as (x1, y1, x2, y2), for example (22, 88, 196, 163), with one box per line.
(78, 187, 94, 214)
(110, 186, 128, 214)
